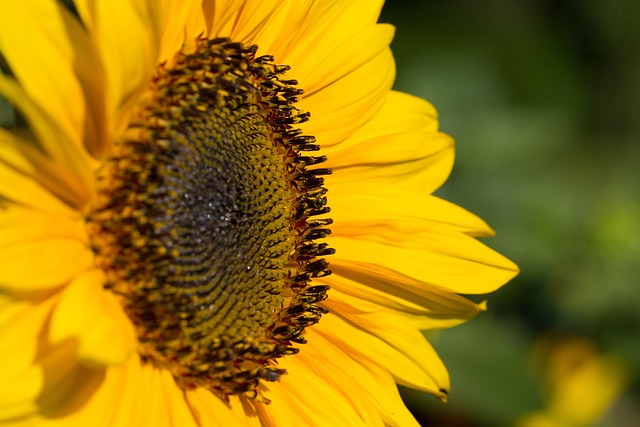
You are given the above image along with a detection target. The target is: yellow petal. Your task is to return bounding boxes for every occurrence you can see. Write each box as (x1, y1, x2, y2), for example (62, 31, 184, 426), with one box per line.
(183, 0, 220, 41)
(0, 1, 88, 148)
(49, 269, 137, 366)
(322, 91, 439, 150)
(299, 47, 394, 148)
(34, 342, 107, 425)
(327, 128, 447, 174)
(242, 0, 394, 98)
(102, 356, 145, 427)
(545, 339, 629, 425)
(329, 221, 518, 294)
(187, 388, 258, 427)
(517, 339, 629, 427)
(322, 88, 454, 193)
(324, 273, 485, 330)
(0, 205, 85, 249)
(301, 328, 420, 427)
(0, 153, 78, 217)
(0, 79, 95, 209)
(280, 0, 386, 76)
(0, 239, 93, 292)
(211, 1, 391, 150)
(293, 340, 383, 427)
(314, 312, 449, 398)
(28, 356, 189, 427)
(329, 187, 494, 237)
(130, 362, 171, 427)
(145, 366, 198, 427)
(209, 0, 389, 95)
(225, 0, 294, 53)
(255, 349, 371, 427)
(349, 356, 424, 427)
(40, 356, 140, 427)
(299, 25, 394, 97)
(327, 131, 454, 197)
(157, 0, 195, 64)
(329, 261, 490, 319)
(325, 298, 450, 400)
(74, 0, 159, 140)
(0, 296, 57, 420)
(231, 397, 264, 427)
(0, 129, 95, 210)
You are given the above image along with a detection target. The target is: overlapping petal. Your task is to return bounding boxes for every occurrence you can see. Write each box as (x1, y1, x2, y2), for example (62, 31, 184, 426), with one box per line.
(0, 81, 95, 208)
(0, 1, 89, 149)
(329, 222, 518, 295)
(329, 186, 495, 237)
(0, 296, 54, 420)
(49, 269, 137, 366)
(324, 273, 485, 330)
(73, 0, 162, 149)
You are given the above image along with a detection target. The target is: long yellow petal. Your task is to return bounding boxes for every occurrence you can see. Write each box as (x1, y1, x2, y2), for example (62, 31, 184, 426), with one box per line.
(303, 329, 420, 427)
(74, 0, 159, 142)
(280, 0, 385, 75)
(327, 131, 454, 193)
(329, 188, 494, 237)
(0, 206, 86, 255)
(145, 366, 197, 427)
(0, 160, 78, 217)
(0, 1, 86, 147)
(0, 238, 93, 292)
(0, 296, 57, 420)
(324, 273, 484, 330)
(186, 388, 259, 427)
(325, 306, 450, 395)
(315, 312, 449, 398)
(322, 90, 439, 151)
(0, 79, 95, 209)
(299, 47, 395, 148)
(157, 0, 196, 64)
(0, 130, 92, 214)
(329, 222, 518, 294)
(255, 347, 372, 427)
(28, 357, 197, 427)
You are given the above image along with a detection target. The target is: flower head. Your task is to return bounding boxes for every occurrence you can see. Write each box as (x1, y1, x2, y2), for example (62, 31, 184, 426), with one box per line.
(0, 1, 518, 425)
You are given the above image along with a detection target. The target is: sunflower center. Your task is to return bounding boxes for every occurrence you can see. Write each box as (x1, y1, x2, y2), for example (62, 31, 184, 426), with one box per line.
(87, 38, 333, 401)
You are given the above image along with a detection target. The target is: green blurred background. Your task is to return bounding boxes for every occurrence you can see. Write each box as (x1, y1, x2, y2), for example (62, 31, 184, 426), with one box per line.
(380, 0, 640, 425)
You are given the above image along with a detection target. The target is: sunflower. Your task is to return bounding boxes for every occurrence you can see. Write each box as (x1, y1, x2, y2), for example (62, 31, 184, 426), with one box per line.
(517, 338, 629, 427)
(0, 0, 518, 426)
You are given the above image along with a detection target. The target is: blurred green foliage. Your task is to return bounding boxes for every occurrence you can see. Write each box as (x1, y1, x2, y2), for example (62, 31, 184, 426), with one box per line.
(381, 0, 640, 425)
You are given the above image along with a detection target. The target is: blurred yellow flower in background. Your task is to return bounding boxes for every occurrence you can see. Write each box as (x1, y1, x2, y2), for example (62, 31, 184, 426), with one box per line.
(0, 0, 517, 425)
(517, 337, 629, 427)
